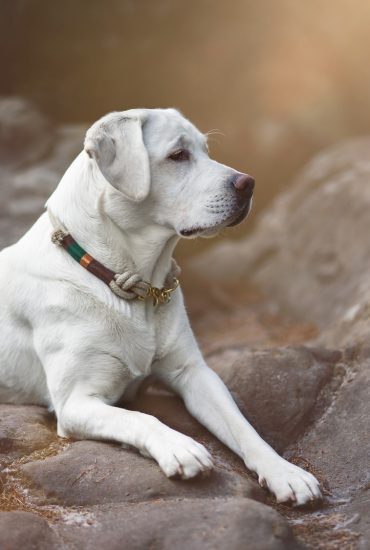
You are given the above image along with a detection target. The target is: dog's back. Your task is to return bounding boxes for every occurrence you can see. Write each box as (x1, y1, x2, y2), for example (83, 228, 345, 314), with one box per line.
(0, 220, 50, 406)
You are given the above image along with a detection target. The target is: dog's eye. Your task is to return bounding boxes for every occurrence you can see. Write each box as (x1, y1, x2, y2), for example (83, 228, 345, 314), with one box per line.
(168, 149, 190, 162)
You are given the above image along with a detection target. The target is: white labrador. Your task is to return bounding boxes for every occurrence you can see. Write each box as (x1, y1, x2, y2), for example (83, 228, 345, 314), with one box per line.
(0, 109, 321, 505)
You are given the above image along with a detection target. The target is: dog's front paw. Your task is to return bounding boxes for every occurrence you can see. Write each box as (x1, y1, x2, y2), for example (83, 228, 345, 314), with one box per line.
(144, 427, 214, 480)
(258, 458, 322, 506)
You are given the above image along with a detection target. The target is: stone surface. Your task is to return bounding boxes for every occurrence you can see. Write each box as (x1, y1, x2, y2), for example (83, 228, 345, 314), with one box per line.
(191, 137, 370, 347)
(0, 405, 56, 466)
(207, 346, 341, 452)
(344, 490, 370, 550)
(0, 511, 59, 550)
(55, 498, 300, 550)
(0, 97, 54, 168)
(288, 351, 370, 497)
(0, 97, 87, 250)
(21, 439, 263, 507)
(190, 137, 370, 548)
(181, 274, 318, 355)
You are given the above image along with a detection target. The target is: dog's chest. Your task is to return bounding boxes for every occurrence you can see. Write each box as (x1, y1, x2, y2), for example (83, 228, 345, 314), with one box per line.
(101, 299, 179, 376)
(57, 281, 184, 378)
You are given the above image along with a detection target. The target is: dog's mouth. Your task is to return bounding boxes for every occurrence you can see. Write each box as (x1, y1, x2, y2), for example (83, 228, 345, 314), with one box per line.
(180, 226, 214, 238)
(225, 201, 252, 227)
(180, 200, 252, 238)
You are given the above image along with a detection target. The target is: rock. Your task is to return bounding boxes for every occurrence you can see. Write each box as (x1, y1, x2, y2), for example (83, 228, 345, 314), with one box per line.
(21, 439, 263, 507)
(287, 354, 370, 498)
(191, 137, 370, 347)
(207, 346, 342, 452)
(282, 351, 370, 547)
(182, 274, 318, 354)
(0, 405, 56, 466)
(55, 498, 300, 550)
(0, 511, 59, 550)
(189, 137, 370, 547)
(0, 98, 54, 168)
(0, 96, 87, 250)
(344, 490, 370, 550)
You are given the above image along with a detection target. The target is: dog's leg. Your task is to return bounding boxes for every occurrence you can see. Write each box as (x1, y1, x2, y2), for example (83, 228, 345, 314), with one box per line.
(155, 343, 321, 505)
(46, 372, 213, 480)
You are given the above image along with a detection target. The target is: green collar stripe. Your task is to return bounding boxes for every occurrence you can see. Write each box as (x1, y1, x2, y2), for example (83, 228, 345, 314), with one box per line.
(65, 239, 86, 263)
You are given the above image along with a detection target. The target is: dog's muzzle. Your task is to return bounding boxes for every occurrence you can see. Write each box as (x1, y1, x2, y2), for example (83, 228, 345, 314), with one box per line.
(179, 173, 255, 237)
(226, 173, 255, 227)
(232, 173, 255, 206)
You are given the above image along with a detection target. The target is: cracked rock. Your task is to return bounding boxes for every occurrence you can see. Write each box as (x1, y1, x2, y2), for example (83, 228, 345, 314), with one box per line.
(55, 498, 301, 550)
(0, 511, 59, 550)
(21, 439, 264, 507)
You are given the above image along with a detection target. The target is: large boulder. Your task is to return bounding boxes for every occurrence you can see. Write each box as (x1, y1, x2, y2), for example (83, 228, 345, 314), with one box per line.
(55, 498, 300, 550)
(20, 439, 263, 507)
(286, 346, 370, 495)
(0, 512, 59, 550)
(191, 137, 370, 347)
(6, 393, 301, 550)
(0, 97, 87, 250)
(0, 97, 54, 168)
(189, 137, 370, 548)
(207, 346, 341, 452)
(0, 405, 56, 467)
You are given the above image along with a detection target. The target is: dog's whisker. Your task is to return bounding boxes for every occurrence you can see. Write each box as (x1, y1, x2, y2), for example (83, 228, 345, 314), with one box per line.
(205, 128, 226, 137)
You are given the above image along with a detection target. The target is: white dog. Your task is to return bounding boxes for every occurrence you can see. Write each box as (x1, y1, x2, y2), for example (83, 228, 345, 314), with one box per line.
(0, 108, 321, 505)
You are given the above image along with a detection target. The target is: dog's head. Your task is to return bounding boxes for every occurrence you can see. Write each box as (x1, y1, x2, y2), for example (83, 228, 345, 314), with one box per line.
(84, 108, 254, 238)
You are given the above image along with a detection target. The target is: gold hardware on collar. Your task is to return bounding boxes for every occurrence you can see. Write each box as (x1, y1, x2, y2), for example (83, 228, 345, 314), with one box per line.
(139, 277, 179, 306)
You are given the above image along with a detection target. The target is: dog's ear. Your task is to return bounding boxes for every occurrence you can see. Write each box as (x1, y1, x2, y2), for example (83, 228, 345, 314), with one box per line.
(84, 114, 150, 202)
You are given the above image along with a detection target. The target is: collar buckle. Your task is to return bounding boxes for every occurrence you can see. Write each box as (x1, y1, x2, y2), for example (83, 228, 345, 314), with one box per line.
(139, 277, 179, 306)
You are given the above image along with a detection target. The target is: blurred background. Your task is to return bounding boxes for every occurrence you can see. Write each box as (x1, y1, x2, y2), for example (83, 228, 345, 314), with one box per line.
(1, 0, 370, 258)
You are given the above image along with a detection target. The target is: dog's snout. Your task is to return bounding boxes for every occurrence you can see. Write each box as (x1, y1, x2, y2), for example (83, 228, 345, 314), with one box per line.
(231, 173, 255, 208)
(233, 173, 255, 193)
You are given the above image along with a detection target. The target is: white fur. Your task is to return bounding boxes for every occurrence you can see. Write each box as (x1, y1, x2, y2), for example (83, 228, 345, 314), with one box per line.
(0, 108, 321, 504)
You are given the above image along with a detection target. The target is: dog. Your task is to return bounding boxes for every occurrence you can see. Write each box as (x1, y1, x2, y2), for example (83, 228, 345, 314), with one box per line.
(0, 108, 321, 505)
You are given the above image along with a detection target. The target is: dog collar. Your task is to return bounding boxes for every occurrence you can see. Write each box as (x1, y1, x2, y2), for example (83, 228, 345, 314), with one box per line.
(48, 211, 180, 306)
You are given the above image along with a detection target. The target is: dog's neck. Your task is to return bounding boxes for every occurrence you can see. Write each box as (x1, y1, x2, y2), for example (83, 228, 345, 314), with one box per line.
(47, 153, 179, 287)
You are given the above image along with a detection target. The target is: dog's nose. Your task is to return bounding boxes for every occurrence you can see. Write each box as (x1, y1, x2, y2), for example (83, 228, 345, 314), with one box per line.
(233, 173, 255, 193)
(231, 173, 255, 207)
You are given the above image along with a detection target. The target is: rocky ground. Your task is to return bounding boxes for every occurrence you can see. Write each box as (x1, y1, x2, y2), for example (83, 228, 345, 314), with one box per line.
(0, 98, 369, 549)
